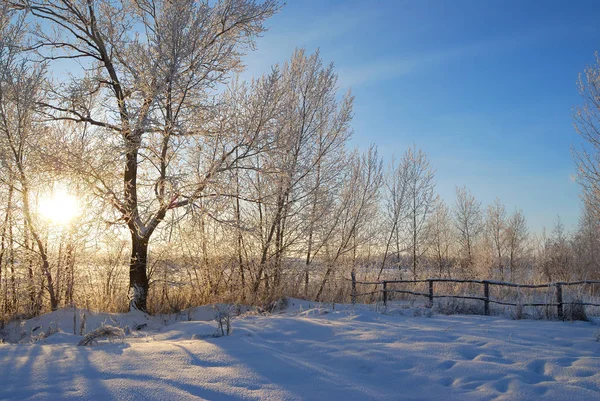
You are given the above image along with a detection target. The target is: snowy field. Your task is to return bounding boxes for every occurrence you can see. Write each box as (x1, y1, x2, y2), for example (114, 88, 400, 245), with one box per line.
(0, 300, 599, 401)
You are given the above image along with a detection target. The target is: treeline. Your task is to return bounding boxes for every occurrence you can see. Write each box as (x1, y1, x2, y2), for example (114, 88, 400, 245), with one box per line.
(0, 1, 598, 324)
(0, 41, 596, 317)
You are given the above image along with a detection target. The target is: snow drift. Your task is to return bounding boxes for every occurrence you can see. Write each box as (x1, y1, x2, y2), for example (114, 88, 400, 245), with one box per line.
(0, 300, 598, 400)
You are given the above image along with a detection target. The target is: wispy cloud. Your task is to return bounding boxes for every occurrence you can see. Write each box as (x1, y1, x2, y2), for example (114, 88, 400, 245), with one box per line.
(336, 30, 552, 89)
(243, 4, 382, 77)
(278, 5, 383, 46)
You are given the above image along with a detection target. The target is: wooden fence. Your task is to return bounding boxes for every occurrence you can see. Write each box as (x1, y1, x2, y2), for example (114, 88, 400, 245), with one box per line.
(349, 271, 600, 320)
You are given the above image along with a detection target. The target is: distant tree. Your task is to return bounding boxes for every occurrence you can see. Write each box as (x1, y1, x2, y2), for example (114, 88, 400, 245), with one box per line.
(554, 200, 600, 283)
(454, 186, 483, 274)
(573, 53, 600, 222)
(426, 198, 454, 278)
(315, 146, 382, 301)
(378, 155, 410, 280)
(572, 200, 600, 280)
(540, 216, 571, 282)
(404, 146, 437, 279)
(485, 198, 507, 278)
(505, 209, 529, 281)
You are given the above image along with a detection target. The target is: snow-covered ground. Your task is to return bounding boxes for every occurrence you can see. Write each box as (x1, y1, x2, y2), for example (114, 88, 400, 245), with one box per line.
(0, 300, 599, 400)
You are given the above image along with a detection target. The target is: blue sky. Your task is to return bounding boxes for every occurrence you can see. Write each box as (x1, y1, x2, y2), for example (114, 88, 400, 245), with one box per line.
(241, 0, 600, 234)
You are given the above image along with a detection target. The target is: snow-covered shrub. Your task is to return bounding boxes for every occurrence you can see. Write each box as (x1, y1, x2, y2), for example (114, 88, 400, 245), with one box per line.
(213, 306, 232, 337)
(77, 325, 125, 346)
(30, 323, 60, 343)
(268, 297, 288, 313)
(412, 307, 433, 318)
(564, 300, 588, 322)
(436, 298, 482, 315)
(511, 299, 524, 320)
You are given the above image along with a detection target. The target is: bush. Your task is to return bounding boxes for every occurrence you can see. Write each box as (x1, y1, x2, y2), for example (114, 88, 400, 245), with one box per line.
(267, 297, 289, 313)
(564, 300, 588, 322)
(78, 325, 125, 346)
(436, 298, 482, 316)
(510, 300, 524, 320)
(213, 306, 232, 337)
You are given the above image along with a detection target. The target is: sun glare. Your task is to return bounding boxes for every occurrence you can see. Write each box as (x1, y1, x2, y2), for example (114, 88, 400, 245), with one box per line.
(39, 189, 80, 225)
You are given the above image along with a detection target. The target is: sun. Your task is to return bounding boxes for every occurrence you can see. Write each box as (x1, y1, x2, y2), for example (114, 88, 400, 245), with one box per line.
(39, 188, 80, 225)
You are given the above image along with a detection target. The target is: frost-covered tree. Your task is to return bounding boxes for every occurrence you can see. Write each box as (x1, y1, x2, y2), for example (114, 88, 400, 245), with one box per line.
(427, 198, 454, 278)
(250, 49, 353, 295)
(0, 7, 61, 310)
(454, 186, 483, 274)
(378, 155, 410, 279)
(9, 0, 278, 311)
(573, 53, 600, 223)
(485, 198, 507, 278)
(315, 146, 382, 301)
(404, 147, 437, 279)
(505, 209, 529, 281)
(539, 216, 571, 282)
(572, 200, 600, 280)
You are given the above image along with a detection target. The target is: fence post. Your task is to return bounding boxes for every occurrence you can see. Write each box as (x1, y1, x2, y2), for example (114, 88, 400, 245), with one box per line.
(351, 271, 356, 305)
(383, 281, 388, 306)
(428, 279, 434, 308)
(483, 281, 490, 316)
(556, 283, 563, 320)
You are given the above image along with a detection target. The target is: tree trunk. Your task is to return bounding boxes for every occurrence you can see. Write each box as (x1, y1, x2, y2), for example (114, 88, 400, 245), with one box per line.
(315, 266, 333, 302)
(234, 150, 245, 289)
(20, 179, 57, 311)
(253, 193, 285, 294)
(129, 234, 149, 311)
(413, 195, 417, 279)
(304, 232, 313, 297)
(0, 184, 12, 316)
(64, 241, 75, 305)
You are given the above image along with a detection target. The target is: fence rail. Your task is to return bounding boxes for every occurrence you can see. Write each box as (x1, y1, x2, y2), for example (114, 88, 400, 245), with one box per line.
(349, 272, 600, 320)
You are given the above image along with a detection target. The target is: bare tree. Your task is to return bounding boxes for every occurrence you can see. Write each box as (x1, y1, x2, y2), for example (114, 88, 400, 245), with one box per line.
(539, 216, 571, 282)
(505, 209, 529, 281)
(427, 198, 453, 278)
(485, 198, 507, 278)
(404, 147, 437, 278)
(9, 0, 278, 311)
(572, 200, 600, 280)
(248, 49, 352, 296)
(377, 155, 409, 280)
(315, 146, 382, 301)
(0, 8, 61, 310)
(573, 52, 600, 222)
(454, 186, 483, 274)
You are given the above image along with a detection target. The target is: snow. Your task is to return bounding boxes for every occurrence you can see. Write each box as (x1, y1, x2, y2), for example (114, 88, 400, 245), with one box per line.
(0, 300, 599, 400)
